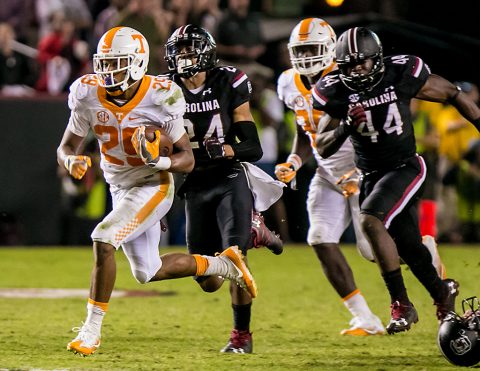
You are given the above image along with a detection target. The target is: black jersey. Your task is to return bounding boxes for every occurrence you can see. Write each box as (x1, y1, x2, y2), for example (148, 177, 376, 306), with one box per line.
(169, 66, 252, 171)
(313, 55, 431, 172)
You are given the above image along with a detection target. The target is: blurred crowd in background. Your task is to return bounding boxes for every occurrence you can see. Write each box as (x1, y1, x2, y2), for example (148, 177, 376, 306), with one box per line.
(0, 0, 479, 246)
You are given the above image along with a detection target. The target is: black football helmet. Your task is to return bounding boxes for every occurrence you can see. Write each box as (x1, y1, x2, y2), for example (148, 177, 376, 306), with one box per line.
(437, 296, 480, 367)
(336, 27, 385, 92)
(165, 24, 217, 78)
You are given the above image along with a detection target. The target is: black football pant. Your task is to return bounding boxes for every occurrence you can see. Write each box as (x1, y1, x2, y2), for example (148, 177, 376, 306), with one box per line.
(185, 168, 253, 256)
(360, 155, 444, 301)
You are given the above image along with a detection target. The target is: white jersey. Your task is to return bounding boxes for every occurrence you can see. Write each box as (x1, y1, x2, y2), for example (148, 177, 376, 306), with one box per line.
(277, 68, 355, 180)
(67, 74, 186, 188)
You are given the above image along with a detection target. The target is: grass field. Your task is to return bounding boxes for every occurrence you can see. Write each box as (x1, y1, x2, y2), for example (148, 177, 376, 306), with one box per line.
(0, 244, 479, 370)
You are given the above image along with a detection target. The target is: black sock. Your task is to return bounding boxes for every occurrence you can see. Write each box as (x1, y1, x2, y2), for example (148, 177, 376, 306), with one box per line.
(399, 242, 445, 302)
(382, 268, 410, 304)
(232, 303, 251, 331)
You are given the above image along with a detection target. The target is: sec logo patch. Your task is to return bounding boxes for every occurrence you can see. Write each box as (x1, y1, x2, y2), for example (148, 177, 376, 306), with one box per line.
(97, 111, 110, 123)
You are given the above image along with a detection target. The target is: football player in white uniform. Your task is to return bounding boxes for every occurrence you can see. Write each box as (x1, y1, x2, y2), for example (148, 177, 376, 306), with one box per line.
(57, 27, 257, 356)
(275, 18, 385, 336)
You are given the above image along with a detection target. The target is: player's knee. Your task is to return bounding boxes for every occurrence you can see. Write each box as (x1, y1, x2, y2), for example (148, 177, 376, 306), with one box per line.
(359, 213, 381, 237)
(93, 241, 115, 264)
(307, 227, 330, 246)
(311, 242, 338, 256)
(132, 269, 153, 284)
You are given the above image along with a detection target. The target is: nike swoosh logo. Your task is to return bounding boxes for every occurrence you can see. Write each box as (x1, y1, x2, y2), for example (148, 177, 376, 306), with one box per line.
(128, 116, 142, 121)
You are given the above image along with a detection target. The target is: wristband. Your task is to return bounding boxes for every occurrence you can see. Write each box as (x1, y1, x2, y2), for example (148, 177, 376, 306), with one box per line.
(448, 85, 462, 103)
(286, 154, 302, 171)
(152, 157, 172, 170)
(64, 155, 74, 170)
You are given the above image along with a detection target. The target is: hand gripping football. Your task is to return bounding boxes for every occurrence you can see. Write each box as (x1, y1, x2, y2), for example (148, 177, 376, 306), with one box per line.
(144, 126, 173, 157)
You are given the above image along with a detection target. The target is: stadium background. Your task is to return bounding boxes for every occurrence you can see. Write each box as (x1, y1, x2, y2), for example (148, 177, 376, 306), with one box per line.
(0, 0, 479, 245)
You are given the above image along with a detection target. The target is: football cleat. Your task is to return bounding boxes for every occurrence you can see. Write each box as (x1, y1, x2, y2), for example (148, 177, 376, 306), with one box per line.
(340, 315, 385, 336)
(251, 212, 283, 255)
(435, 279, 460, 322)
(67, 323, 101, 356)
(386, 301, 419, 334)
(422, 235, 447, 279)
(220, 329, 253, 354)
(218, 246, 258, 298)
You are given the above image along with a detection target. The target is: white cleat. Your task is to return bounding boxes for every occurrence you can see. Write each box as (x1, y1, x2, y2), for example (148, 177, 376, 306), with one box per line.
(340, 315, 385, 336)
(422, 235, 447, 279)
(67, 323, 101, 356)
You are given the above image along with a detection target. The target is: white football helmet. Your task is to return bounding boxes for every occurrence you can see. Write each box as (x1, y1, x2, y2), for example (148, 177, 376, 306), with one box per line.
(288, 18, 336, 77)
(93, 27, 149, 91)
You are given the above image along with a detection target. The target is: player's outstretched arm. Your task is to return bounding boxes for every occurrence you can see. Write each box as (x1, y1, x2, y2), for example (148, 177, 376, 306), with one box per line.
(416, 74, 480, 132)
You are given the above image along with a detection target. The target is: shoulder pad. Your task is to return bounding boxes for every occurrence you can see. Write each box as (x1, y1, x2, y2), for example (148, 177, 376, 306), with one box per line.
(152, 79, 186, 121)
(318, 71, 342, 90)
(68, 74, 96, 110)
(385, 54, 431, 79)
(216, 65, 247, 84)
(151, 76, 181, 105)
(277, 69, 296, 102)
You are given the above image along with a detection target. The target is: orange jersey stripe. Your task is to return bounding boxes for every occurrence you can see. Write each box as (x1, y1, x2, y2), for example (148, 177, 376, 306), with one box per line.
(136, 172, 171, 223)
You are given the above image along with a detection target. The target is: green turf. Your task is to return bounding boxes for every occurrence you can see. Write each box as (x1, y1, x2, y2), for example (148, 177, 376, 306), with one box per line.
(0, 245, 478, 370)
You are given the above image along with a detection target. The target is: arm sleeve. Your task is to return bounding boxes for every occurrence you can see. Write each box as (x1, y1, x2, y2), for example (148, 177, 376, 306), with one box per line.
(230, 121, 263, 162)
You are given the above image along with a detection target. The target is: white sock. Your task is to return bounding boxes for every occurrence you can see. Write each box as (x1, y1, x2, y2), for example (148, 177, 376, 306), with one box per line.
(343, 291, 372, 318)
(85, 301, 107, 334)
(203, 255, 229, 276)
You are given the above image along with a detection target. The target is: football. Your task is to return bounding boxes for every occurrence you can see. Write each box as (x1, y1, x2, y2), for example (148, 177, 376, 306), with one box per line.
(144, 126, 173, 157)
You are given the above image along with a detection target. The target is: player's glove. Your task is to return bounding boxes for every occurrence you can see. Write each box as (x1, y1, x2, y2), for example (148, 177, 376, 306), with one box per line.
(275, 163, 296, 183)
(204, 137, 225, 160)
(275, 154, 302, 184)
(131, 125, 171, 170)
(64, 155, 91, 180)
(336, 168, 360, 198)
(346, 105, 367, 128)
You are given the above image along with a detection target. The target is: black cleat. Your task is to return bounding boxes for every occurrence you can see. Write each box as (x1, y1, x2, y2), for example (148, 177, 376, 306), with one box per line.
(435, 279, 460, 322)
(386, 301, 419, 334)
(251, 212, 283, 255)
(220, 329, 253, 354)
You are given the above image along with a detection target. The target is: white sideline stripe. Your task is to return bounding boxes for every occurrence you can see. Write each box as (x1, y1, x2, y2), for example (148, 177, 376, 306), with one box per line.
(0, 288, 135, 298)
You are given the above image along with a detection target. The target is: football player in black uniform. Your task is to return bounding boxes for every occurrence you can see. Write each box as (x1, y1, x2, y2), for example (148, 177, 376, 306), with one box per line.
(164, 24, 282, 353)
(314, 27, 480, 334)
